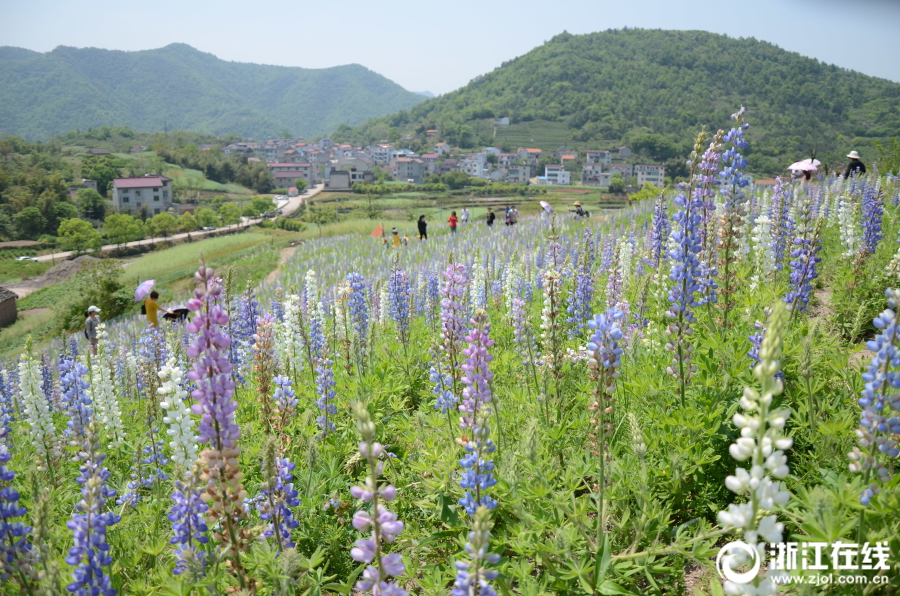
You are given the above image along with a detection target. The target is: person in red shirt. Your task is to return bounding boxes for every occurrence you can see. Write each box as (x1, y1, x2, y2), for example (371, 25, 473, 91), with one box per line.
(448, 211, 458, 233)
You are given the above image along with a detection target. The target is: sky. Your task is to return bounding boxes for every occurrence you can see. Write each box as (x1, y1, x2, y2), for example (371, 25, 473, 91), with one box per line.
(1, 0, 899, 95)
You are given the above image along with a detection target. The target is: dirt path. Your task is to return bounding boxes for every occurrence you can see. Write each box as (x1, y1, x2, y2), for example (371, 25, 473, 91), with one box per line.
(265, 246, 299, 284)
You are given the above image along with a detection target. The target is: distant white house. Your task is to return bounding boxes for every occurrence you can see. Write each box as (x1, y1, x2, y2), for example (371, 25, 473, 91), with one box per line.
(634, 164, 665, 186)
(434, 142, 451, 156)
(483, 147, 501, 156)
(112, 175, 173, 215)
(493, 117, 510, 126)
(587, 150, 612, 165)
(618, 146, 632, 158)
(582, 163, 608, 186)
(544, 164, 570, 185)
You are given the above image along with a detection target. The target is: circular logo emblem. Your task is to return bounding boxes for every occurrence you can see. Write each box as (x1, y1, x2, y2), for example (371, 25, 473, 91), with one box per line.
(716, 541, 761, 584)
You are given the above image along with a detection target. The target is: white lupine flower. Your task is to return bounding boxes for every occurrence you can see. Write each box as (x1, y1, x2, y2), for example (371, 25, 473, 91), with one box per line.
(503, 259, 522, 316)
(157, 357, 197, 469)
(470, 259, 487, 312)
(86, 323, 125, 447)
(718, 303, 792, 596)
(837, 196, 861, 257)
(617, 236, 633, 289)
(749, 205, 775, 290)
(379, 286, 390, 326)
(19, 353, 59, 469)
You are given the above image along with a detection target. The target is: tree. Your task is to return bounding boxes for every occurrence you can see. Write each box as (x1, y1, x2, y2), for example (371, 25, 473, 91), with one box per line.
(14, 207, 46, 239)
(218, 202, 242, 226)
(150, 212, 178, 239)
(58, 218, 102, 255)
(76, 188, 107, 221)
(306, 204, 337, 237)
(179, 212, 198, 232)
(50, 201, 79, 230)
(608, 174, 625, 194)
(104, 213, 143, 250)
(195, 208, 219, 229)
(294, 179, 308, 193)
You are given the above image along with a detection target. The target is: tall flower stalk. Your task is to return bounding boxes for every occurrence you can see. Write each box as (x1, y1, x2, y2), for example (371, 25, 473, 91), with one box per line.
(717, 303, 791, 596)
(451, 506, 500, 596)
(19, 339, 59, 479)
(168, 463, 209, 578)
(258, 438, 299, 553)
(252, 314, 277, 427)
(158, 357, 198, 470)
(186, 264, 251, 588)
(349, 403, 407, 596)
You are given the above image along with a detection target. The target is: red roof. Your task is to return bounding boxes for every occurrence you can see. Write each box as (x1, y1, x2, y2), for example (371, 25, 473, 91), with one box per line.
(268, 162, 311, 167)
(113, 176, 171, 189)
(523, 148, 541, 153)
(420, 153, 438, 159)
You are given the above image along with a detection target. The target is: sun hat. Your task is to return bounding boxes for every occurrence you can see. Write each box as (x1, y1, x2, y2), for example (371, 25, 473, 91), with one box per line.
(847, 150, 861, 160)
(573, 201, 582, 206)
(87, 305, 101, 313)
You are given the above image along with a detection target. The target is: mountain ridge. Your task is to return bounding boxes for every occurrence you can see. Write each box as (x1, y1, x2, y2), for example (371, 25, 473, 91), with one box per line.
(335, 29, 900, 175)
(0, 43, 427, 140)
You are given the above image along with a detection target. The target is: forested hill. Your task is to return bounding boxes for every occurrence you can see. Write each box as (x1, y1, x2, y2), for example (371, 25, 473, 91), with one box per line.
(337, 29, 900, 175)
(0, 43, 426, 140)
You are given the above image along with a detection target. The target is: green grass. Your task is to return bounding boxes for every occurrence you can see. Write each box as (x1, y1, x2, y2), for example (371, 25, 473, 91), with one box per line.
(120, 232, 274, 285)
(0, 307, 57, 357)
(0, 259, 52, 283)
(494, 119, 587, 151)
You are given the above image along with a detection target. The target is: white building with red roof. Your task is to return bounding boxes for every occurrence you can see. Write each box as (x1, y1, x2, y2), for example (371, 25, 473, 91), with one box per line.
(112, 175, 173, 215)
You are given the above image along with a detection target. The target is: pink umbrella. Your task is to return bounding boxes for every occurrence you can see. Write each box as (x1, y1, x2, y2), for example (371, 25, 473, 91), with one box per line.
(787, 159, 821, 172)
(135, 279, 156, 303)
(540, 200, 553, 213)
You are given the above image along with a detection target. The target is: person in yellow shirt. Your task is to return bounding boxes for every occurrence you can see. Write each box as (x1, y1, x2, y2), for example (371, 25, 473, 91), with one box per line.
(391, 227, 400, 248)
(144, 290, 171, 328)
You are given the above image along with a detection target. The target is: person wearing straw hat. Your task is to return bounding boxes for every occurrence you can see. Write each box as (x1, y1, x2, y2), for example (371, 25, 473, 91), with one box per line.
(84, 305, 101, 354)
(844, 150, 867, 178)
(570, 201, 588, 218)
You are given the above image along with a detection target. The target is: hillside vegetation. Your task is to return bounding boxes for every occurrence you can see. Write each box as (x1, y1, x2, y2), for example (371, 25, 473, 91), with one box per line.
(336, 29, 900, 175)
(0, 43, 426, 140)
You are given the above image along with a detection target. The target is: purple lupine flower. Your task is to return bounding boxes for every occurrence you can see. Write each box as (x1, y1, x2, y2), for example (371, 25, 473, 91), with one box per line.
(861, 180, 884, 255)
(349, 404, 408, 596)
(451, 506, 500, 596)
(346, 272, 369, 365)
(273, 376, 297, 417)
(441, 263, 468, 384)
(566, 247, 593, 338)
(66, 423, 121, 596)
(187, 267, 240, 450)
(259, 446, 300, 552)
(769, 178, 793, 271)
(388, 266, 411, 345)
(0, 442, 33, 586)
(116, 439, 168, 507)
(168, 467, 209, 576)
(848, 289, 900, 505)
(40, 354, 54, 412)
(458, 311, 494, 431)
(511, 299, 541, 368)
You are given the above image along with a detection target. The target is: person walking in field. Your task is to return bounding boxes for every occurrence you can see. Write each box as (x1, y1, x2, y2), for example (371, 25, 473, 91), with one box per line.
(448, 211, 458, 233)
(508, 205, 518, 225)
(144, 290, 171, 328)
(460, 207, 469, 224)
(844, 150, 867, 178)
(84, 305, 101, 354)
(486, 207, 496, 228)
(391, 227, 401, 247)
(417, 215, 428, 240)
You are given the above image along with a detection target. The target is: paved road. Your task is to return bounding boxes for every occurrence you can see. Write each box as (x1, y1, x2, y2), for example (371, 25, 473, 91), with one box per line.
(33, 184, 321, 263)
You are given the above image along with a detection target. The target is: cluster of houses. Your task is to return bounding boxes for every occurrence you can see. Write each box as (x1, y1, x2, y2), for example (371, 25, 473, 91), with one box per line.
(216, 135, 667, 192)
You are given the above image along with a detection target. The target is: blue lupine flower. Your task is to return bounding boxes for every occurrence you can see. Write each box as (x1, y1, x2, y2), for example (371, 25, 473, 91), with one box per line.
(346, 272, 369, 364)
(458, 418, 498, 516)
(861, 180, 884, 255)
(168, 470, 209, 576)
(66, 423, 120, 596)
(61, 357, 92, 445)
(273, 376, 297, 416)
(388, 267, 411, 345)
(566, 266, 593, 338)
(259, 456, 300, 551)
(430, 364, 457, 414)
(0, 442, 33, 585)
(315, 358, 337, 439)
(451, 507, 500, 596)
(784, 194, 822, 314)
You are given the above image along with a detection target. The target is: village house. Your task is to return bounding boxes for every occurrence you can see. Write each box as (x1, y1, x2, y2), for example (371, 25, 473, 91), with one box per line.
(370, 144, 395, 164)
(68, 179, 98, 198)
(87, 148, 110, 156)
(497, 153, 518, 168)
(268, 162, 318, 187)
(554, 145, 572, 159)
(130, 145, 149, 154)
(395, 158, 427, 185)
(493, 117, 510, 126)
(561, 154, 577, 167)
(608, 163, 634, 179)
(582, 163, 611, 187)
(504, 164, 531, 184)
(440, 159, 460, 174)
(112, 175, 173, 215)
(419, 153, 439, 175)
(425, 129, 438, 137)
(586, 150, 612, 165)
(634, 164, 665, 186)
(483, 147, 501, 156)
(517, 148, 542, 166)
(434, 142, 451, 156)
(618, 146, 632, 158)
(461, 153, 488, 178)
(544, 164, 570, 185)
(0, 287, 17, 328)
(317, 138, 334, 149)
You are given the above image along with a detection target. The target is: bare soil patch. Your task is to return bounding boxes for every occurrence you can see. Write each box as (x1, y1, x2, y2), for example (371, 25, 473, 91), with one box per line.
(266, 246, 298, 284)
(0, 255, 98, 298)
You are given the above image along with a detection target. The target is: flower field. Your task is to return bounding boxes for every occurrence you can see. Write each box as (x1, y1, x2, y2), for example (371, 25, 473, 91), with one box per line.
(3, 109, 900, 595)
